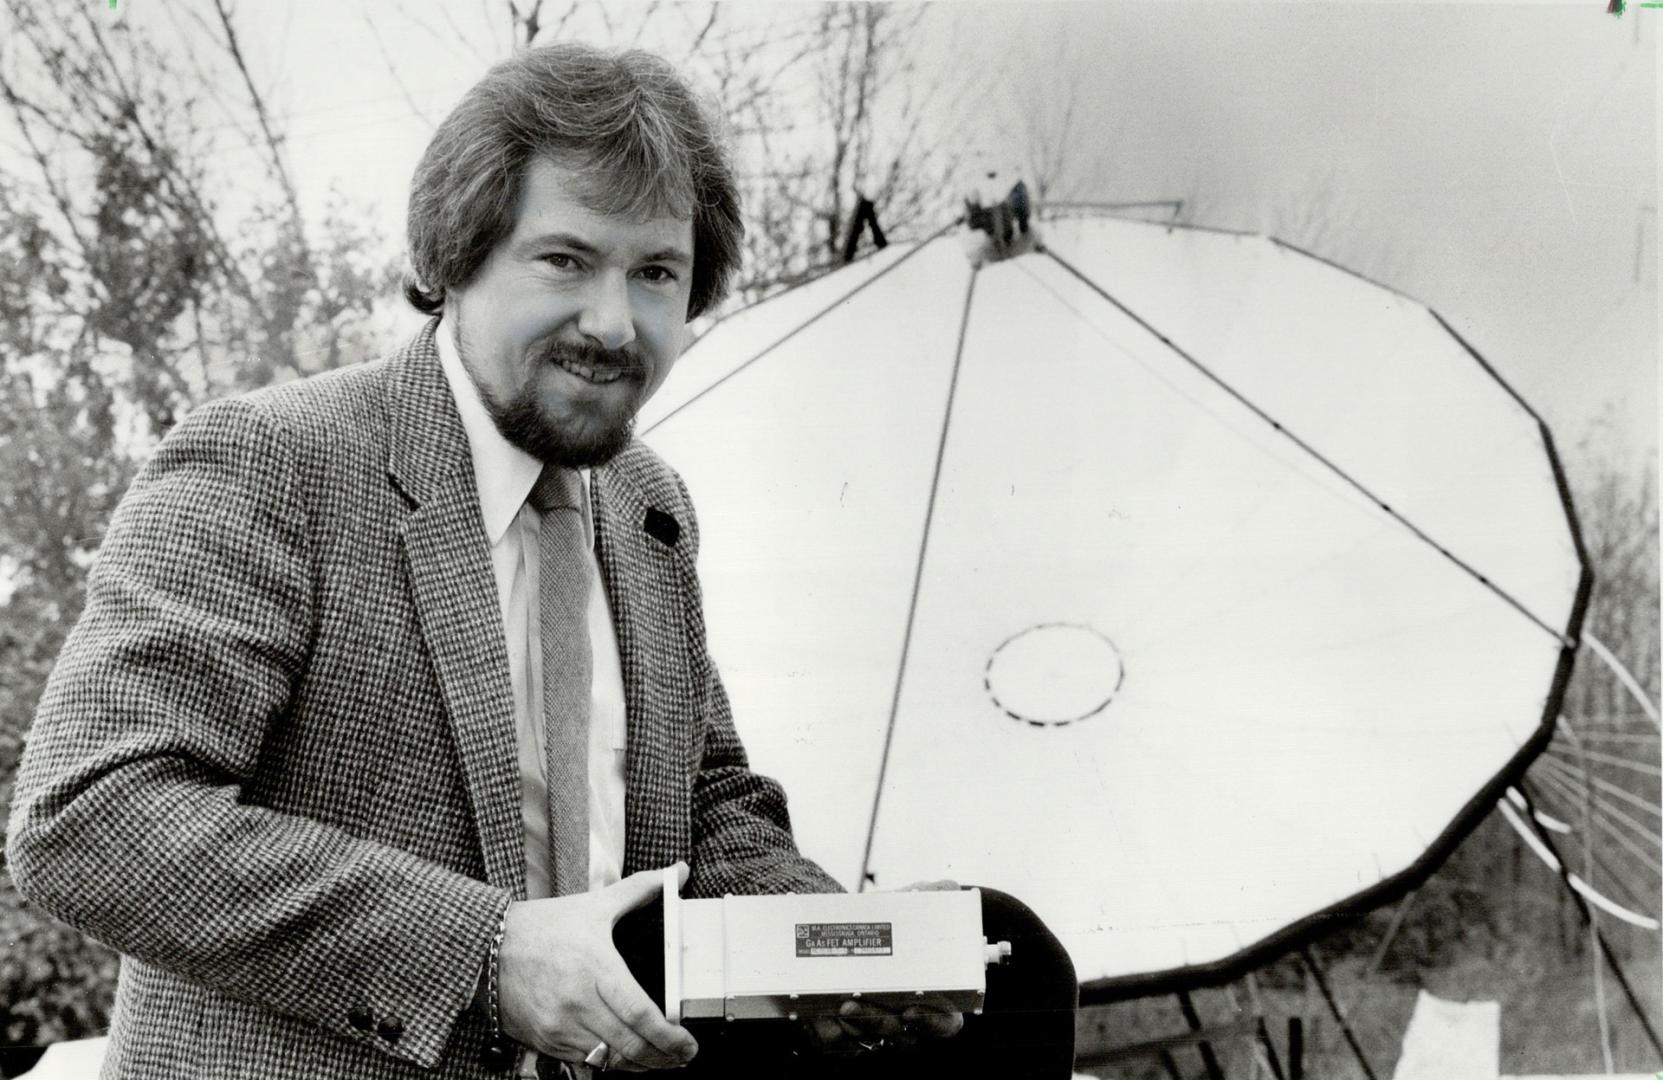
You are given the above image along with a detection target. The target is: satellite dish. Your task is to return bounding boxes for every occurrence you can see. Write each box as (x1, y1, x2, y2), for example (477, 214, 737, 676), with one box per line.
(640, 215, 1588, 997)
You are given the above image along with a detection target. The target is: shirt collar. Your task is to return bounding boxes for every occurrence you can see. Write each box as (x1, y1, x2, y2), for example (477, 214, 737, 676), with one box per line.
(435, 318, 549, 545)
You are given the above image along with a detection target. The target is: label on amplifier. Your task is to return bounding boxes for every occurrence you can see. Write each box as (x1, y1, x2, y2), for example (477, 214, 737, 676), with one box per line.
(795, 922, 894, 957)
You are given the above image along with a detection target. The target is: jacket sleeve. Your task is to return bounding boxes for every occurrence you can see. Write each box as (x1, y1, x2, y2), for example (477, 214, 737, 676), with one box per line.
(4, 398, 508, 1070)
(664, 473, 844, 900)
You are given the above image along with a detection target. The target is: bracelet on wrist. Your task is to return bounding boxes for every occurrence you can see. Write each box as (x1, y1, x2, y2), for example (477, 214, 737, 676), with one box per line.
(483, 903, 514, 1070)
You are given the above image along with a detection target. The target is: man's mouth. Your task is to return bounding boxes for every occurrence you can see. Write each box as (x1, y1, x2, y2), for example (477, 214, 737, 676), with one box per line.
(542, 342, 639, 386)
(552, 353, 625, 384)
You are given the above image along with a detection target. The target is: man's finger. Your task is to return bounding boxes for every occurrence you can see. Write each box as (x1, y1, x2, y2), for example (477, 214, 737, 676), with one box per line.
(803, 1015, 860, 1056)
(535, 1025, 609, 1065)
(587, 1018, 693, 1072)
(901, 1003, 965, 1040)
(836, 999, 905, 1040)
(574, 1007, 672, 1072)
(582, 1005, 693, 1073)
(594, 968, 699, 1066)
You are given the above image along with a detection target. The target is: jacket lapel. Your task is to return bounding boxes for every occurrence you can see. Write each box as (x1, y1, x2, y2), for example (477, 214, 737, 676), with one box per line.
(386, 322, 525, 896)
(591, 463, 694, 875)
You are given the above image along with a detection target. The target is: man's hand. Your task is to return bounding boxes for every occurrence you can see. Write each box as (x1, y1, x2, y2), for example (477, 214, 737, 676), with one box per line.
(496, 864, 698, 1072)
(802, 998, 964, 1055)
(802, 877, 967, 1057)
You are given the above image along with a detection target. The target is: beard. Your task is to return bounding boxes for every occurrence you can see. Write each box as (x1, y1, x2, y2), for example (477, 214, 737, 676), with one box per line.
(467, 332, 646, 468)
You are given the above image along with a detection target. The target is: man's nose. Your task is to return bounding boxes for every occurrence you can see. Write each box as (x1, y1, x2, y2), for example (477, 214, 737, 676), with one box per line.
(576, 271, 636, 351)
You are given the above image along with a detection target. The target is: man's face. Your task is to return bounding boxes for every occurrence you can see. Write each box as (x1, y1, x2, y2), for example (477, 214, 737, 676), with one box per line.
(447, 157, 695, 467)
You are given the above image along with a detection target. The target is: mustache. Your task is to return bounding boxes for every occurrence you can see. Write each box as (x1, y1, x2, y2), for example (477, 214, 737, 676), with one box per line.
(534, 338, 644, 378)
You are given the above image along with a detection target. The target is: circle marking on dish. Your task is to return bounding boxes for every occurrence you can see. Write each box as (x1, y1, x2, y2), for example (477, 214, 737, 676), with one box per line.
(984, 622, 1124, 727)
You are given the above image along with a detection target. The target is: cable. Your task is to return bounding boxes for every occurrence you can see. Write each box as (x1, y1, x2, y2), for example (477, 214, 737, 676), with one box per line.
(1568, 725, 1619, 1075)
(1583, 631, 1661, 728)
(1513, 782, 1663, 1057)
(1531, 767, 1663, 877)
(1543, 745, 1661, 778)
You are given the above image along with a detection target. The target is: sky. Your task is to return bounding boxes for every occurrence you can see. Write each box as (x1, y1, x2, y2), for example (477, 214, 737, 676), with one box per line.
(967, 2, 1657, 474)
(94, 0, 1659, 476)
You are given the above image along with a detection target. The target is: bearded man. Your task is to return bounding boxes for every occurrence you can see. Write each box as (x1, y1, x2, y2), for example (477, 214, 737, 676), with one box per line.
(8, 43, 1075, 1079)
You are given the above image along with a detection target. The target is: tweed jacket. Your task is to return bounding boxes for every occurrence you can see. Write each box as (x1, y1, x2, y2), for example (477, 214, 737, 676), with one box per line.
(6, 323, 840, 1078)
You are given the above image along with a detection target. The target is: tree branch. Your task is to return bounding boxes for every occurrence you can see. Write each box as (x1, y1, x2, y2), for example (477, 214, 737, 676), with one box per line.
(357, 0, 439, 128)
(684, 4, 719, 59)
(209, 0, 312, 275)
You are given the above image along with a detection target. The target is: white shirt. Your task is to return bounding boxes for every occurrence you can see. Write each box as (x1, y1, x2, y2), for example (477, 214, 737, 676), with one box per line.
(436, 321, 628, 899)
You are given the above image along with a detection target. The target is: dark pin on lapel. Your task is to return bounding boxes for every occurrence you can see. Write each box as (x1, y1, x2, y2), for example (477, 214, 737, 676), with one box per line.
(643, 507, 681, 547)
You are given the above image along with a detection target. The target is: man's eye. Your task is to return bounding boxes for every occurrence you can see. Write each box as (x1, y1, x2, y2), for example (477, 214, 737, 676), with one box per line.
(542, 253, 577, 269)
(638, 266, 678, 283)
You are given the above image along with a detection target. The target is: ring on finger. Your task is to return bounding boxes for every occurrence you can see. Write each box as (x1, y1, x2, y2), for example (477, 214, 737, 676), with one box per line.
(584, 1041, 611, 1069)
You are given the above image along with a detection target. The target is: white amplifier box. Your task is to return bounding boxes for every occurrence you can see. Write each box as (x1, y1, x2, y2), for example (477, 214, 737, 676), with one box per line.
(657, 868, 1012, 1023)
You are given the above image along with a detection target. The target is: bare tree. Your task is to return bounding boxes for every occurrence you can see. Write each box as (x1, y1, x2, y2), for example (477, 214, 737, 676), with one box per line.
(0, 3, 393, 1045)
(719, 3, 966, 300)
(1009, 34, 1094, 208)
(1564, 414, 1661, 724)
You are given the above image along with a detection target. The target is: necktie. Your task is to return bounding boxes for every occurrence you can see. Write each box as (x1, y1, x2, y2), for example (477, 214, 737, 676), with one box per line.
(529, 467, 592, 898)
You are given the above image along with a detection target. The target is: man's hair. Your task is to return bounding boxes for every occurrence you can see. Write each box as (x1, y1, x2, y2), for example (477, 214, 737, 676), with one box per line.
(405, 43, 742, 320)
